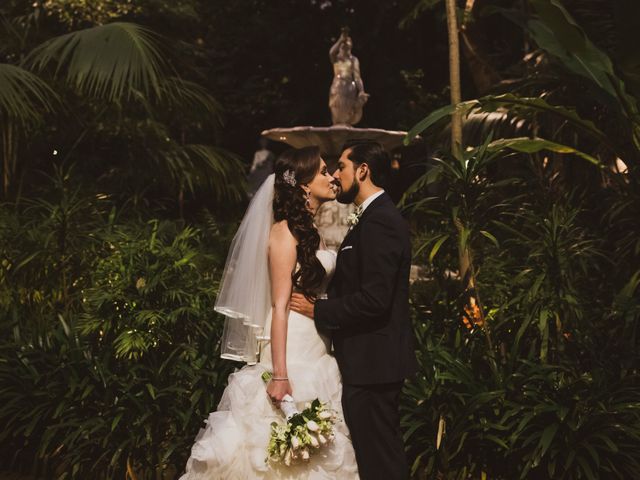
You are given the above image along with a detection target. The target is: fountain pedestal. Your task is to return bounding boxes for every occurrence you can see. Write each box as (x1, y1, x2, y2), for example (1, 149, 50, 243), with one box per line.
(260, 31, 419, 250)
(261, 125, 412, 250)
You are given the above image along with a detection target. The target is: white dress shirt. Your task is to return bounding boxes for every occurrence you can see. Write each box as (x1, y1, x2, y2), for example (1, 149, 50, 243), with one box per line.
(357, 189, 385, 213)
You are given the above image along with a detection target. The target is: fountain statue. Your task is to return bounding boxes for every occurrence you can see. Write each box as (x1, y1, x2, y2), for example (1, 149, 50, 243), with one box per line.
(329, 27, 369, 125)
(262, 29, 418, 250)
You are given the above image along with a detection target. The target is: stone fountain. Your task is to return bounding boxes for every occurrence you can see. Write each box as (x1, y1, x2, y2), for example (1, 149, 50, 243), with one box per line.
(262, 29, 413, 250)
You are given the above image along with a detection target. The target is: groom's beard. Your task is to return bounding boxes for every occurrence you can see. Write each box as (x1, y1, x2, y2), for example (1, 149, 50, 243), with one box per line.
(336, 178, 359, 204)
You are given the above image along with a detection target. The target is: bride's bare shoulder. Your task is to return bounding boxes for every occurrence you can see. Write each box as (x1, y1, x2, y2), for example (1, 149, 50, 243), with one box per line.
(270, 220, 297, 246)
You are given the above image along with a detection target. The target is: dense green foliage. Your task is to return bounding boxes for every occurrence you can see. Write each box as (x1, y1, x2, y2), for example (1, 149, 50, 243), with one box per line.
(402, 142, 640, 478)
(0, 168, 237, 478)
(1, 0, 640, 479)
(399, 1, 640, 478)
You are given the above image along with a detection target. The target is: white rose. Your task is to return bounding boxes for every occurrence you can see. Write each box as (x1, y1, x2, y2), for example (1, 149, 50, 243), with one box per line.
(309, 434, 319, 448)
(291, 436, 300, 450)
(306, 420, 319, 432)
(318, 433, 327, 445)
(318, 411, 332, 420)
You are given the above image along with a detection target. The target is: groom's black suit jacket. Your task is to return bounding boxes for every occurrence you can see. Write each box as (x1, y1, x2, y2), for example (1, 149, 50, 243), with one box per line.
(315, 193, 418, 385)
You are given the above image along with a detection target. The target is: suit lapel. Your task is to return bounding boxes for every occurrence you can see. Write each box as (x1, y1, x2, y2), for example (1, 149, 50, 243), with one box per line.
(329, 194, 392, 296)
(356, 192, 390, 225)
(336, 193, 391, 257)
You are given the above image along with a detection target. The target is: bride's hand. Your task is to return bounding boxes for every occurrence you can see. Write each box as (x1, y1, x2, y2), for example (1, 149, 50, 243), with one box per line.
(267, 379, 292, 408)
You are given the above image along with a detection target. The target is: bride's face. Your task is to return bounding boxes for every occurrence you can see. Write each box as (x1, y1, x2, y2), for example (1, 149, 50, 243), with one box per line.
(306, 158, 337, 204)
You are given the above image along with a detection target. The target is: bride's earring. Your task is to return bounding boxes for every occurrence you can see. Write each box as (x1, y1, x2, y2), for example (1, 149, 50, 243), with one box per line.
(305, 189, 311, 209)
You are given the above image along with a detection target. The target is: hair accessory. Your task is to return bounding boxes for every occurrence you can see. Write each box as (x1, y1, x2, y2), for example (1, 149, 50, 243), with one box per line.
(282, 169, 297, 186)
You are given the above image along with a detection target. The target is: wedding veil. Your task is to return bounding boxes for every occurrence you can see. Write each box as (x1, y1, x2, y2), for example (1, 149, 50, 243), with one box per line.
(215, 174, 275, 364)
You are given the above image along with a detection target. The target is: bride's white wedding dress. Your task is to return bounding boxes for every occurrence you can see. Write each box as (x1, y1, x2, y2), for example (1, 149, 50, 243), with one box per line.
(180, 250, 359, 479)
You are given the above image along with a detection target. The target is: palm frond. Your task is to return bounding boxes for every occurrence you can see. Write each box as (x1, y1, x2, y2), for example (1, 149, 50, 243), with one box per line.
(182, 144, 246, 202)
(159, 76, 224, 123)
(0, 63, 57, 126)
(25, 22, 169, 103)
(150, 143, 246, 201)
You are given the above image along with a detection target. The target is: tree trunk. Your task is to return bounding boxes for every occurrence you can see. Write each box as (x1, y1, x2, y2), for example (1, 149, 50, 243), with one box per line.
(446, 0, 494, 356)
(446, 0, 463, 156)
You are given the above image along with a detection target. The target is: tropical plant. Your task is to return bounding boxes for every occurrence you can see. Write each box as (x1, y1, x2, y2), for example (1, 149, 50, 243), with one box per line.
(402, 149, 640, 477)
(0, 15, 245, 205)
(399, 2, 640, 468)
(0, 178, 237, 478)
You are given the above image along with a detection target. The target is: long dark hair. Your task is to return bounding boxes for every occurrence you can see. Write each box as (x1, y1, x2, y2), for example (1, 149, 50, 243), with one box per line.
(273, 146, 325, 299)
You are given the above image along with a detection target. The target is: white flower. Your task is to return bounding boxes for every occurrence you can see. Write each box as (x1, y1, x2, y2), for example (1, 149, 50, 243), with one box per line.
(318, 410, 332, 420)
(347, 205, 363, 227)
(301, 449, 310, 461)
(306, 420, 319, 432)
(309, 434, 319, 448)
(317, 433, 327, 445)
(347, 212, 360, 227)
(291, 436, 300, 450)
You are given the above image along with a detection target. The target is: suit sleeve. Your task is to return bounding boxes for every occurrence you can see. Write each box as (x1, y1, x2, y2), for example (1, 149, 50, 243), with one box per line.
(315, 214, 404, 330)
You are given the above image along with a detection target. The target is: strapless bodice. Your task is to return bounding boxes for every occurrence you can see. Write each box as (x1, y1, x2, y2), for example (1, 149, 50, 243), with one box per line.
(259, 250, 337, 368)
(316, 249, 337, 294)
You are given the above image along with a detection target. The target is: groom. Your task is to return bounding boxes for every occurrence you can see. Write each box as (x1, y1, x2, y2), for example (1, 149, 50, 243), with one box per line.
(291, 140, 418, 479)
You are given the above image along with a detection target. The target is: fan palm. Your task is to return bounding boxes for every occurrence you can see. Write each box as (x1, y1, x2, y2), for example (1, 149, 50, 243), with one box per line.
(0, 63, 57, 126)
(26, 22, 168, 103)
(1, 21, 243, 201)
(0, 63, 57, 196)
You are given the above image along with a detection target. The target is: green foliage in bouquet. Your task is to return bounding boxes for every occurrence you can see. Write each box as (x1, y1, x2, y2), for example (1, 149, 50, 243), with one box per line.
(262, 371, 337, 466)
(267, 398, 337, 466)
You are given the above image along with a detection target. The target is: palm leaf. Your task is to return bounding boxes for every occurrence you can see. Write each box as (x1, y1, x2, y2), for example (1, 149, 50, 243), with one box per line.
(151, 143, 246, 201)
(183, 144, 246, 201)
(26, 22, 169, 103)
(528, 0, 639, 124)
(406, 94, 608, 145)
(486, 137, 601, 166)
(0, 63, 57, 126)
(158, 76, 224, 123)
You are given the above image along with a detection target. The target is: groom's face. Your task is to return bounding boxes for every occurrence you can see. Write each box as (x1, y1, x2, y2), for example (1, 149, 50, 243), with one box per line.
(333, 148, 360, 204)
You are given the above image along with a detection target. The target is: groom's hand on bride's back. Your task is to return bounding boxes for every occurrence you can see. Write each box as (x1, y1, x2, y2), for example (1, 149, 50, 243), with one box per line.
(290, 293, 315, 318)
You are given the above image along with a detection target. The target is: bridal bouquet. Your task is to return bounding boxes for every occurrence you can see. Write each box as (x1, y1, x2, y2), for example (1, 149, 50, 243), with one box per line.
(261, 371, 337, 466)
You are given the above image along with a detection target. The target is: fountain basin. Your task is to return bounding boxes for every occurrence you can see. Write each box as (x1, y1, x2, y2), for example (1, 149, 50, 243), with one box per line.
(261, 125, 410, 157)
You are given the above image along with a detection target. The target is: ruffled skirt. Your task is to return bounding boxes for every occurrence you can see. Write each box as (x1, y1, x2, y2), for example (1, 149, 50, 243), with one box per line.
(179, 311, 359, 479)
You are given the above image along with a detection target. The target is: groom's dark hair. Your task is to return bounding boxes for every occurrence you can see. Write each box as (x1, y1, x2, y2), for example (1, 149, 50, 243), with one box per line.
(342, 139, 391, 188)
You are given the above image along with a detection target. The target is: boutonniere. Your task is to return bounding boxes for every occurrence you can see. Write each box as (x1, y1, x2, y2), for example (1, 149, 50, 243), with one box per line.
(347, 206, 363, 228)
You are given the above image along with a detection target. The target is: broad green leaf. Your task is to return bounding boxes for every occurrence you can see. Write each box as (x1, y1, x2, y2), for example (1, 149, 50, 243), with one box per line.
(429, 235, 449, 263)
(528, 0, 639, 124)
(405, 101, 477, 143)
(27, 22, 168, 103)
(486, 137, 601, 166)
(538, 423, 559, 459)
(479, 93, 608, 144)
(0, 63, 57, 126)
(111, 412, 123, 432)
(479, 230, 499, 248)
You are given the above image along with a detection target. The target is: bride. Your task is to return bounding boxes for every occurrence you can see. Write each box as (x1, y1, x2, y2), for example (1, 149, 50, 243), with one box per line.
(180, 146, 359, 479)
